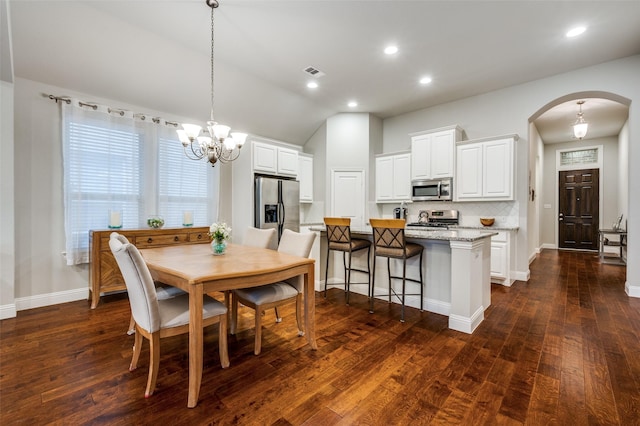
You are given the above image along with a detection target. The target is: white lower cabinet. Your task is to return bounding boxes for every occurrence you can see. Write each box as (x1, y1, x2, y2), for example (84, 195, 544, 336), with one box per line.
(490, 230, 514, 285)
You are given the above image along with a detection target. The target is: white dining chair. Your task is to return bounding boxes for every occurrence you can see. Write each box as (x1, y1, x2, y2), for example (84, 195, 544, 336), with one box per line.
(109, 233, 229, 398)
(231, 229, 315, 355)
(111, 233, 186, 335)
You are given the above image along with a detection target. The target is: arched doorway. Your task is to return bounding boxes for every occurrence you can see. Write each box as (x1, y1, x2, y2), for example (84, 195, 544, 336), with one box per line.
(528, 91, 630, 263)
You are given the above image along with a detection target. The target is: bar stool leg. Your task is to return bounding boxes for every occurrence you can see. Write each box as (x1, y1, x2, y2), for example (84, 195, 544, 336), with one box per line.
(346, 250, 353, 305)
(401, 258, 407, 323)
(324, 244, 330, 298)
(366, 246, 372, 300)
(419, 251, 424, 312)
(387, 258, 392, 304)
(369, 253, 377, 314)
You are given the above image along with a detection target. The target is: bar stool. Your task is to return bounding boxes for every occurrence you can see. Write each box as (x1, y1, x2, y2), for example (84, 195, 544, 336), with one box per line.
(324, 217, 371, 305)
(369, 218, 424, 322)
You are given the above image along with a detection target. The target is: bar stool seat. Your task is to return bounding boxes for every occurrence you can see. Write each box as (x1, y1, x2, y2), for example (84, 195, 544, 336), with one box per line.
(369, 218, 424, 322)
(324, 217, 371, 305)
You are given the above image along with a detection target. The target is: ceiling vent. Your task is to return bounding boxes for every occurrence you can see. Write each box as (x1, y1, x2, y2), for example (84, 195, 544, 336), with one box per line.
(303, 66, 325, 78)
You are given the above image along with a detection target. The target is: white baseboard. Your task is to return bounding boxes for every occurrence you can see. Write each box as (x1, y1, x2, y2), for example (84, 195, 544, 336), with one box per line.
(625, 282, 640, 298)
(15, 288, 88, 312)
(513, 270, 530, 282)
(540, 243, 557, 250)
(449, 306, 484, 334)
(0, 303, 17, 320)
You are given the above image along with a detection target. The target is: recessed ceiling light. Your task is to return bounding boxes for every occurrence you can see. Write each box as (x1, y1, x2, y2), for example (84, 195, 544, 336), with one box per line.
(348, 101, 358, 108)
(566, 26, 586, 38)
(420, 76, 433, 85)
(306, 81, 318, 89)
(384, 45, 398, 55)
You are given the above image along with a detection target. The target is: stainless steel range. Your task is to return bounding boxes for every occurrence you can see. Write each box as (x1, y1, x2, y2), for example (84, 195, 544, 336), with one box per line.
(406, 209, 459, 230)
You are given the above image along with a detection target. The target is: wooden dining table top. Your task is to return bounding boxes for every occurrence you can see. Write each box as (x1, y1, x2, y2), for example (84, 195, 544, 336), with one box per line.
(140, 243, 315, 289)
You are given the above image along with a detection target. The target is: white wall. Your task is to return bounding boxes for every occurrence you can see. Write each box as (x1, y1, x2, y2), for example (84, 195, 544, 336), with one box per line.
(0, 81, 16, 318)
(382, 55, 640, 296)
(300, 123, 326, 224)
(12, 77, 204, 308)
(618, 120, 629, 227)
(325, 113, 373, 218)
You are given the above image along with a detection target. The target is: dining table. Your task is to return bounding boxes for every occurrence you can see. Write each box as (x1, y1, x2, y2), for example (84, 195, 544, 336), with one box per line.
(140, 242, 317, 408)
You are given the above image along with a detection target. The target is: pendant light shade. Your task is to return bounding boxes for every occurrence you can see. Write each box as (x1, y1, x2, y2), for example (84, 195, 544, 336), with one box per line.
(573, 100, 588, 140)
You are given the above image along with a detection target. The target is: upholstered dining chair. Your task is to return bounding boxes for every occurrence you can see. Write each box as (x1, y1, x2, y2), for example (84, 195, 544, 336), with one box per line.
(323, 217, 371, 305)
(243, 227, 278, 251)
(109, 232, 229, 398)
(111, 233, 186, 335)
(369, 218, 424, 323)
(231, 229, 315, 355)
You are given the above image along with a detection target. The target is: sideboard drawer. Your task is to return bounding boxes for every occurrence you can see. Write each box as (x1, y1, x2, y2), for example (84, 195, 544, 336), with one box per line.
(136, 233, 189, 248)
(189, 231, 208, 243)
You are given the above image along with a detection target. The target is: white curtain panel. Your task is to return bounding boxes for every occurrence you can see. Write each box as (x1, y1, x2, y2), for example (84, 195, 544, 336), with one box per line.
(61, 100, 218, 266)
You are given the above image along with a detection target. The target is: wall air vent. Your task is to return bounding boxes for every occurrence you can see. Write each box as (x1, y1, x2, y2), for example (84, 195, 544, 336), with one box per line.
(303, 66, 325, 78)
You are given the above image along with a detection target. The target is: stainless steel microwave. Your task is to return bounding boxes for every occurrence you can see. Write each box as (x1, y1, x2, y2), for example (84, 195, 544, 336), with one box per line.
(411, 178, 453, 201)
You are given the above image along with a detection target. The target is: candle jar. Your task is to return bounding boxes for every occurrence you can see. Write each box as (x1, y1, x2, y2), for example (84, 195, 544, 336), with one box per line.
(108, 209, 122, 229)
(183, 210, 194, 227)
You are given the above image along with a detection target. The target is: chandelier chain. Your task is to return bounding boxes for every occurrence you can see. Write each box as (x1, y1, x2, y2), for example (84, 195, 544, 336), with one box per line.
(210, 3, 215, 123)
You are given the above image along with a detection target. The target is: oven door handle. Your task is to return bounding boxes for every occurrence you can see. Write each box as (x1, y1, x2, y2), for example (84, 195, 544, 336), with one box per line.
(437, 181, 442, 199)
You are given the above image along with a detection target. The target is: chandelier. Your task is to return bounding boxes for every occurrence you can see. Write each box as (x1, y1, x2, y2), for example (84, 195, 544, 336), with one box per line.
(573, 100, 588, 140)
(177, 0, 247, 166)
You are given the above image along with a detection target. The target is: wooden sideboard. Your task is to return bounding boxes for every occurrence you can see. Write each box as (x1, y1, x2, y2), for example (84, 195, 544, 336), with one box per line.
(89, 227, 209, 308)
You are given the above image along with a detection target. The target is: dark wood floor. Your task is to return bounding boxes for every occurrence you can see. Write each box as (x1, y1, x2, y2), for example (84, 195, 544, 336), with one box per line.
(1, 250, 639, 425)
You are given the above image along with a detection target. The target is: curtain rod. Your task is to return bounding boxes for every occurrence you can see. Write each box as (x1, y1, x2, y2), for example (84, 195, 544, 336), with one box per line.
(44, 93, 180, 127)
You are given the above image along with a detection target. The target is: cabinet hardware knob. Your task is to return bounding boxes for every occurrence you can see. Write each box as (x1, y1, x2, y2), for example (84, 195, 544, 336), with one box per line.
(174, 236, 179, 241)
(147, 238, 153, 243)
(197, 234, 202, 239)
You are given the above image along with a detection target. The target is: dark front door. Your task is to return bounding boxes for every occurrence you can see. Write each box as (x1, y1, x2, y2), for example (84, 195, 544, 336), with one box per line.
(559, 169, 599, 250)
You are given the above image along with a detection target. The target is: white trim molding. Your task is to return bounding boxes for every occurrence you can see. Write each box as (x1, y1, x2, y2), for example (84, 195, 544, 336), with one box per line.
(15, 288, 87, 312)
(0, 303, 17, 320)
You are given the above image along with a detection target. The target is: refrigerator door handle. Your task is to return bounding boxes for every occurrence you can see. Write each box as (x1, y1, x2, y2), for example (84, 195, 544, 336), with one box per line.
(279, 202, 285, 224)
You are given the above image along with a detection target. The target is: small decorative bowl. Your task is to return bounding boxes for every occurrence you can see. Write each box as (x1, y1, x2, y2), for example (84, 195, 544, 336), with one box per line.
(480, 218, 495, 227)
(147, 216, 165, 229)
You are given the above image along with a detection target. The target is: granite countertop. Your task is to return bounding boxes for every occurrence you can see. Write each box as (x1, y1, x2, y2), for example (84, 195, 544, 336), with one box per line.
(308, 225, 497, 242)
(452, 225, 519, 231)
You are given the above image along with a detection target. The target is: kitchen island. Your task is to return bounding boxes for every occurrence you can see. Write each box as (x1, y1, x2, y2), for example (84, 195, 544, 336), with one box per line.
(310, 225, 497, 334)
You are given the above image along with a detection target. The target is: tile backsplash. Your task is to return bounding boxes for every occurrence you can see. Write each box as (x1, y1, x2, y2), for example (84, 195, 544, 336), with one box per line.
(399, 201, 519, 228)
(302, 199, 519, 228)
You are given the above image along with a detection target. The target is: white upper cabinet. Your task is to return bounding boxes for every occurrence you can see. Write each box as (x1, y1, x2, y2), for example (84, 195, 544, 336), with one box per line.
(455, 135, 517, 201)
(253, 141, 299, 177)
(410, 126, 462, 180)
(298, 154, 313, 203)
(376, 152, 411, 203)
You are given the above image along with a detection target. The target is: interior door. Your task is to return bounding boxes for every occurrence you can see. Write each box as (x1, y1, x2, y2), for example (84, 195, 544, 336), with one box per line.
(331, 169, 365, 227)
(558, 169, 599, 250)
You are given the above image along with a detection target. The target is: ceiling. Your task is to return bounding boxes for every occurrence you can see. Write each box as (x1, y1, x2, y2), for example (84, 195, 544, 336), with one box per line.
(8, 1, 640, 145)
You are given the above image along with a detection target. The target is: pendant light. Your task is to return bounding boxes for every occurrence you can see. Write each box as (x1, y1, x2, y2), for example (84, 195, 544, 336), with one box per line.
(177, 0, 247, 166)
(573, 100, 588, 140)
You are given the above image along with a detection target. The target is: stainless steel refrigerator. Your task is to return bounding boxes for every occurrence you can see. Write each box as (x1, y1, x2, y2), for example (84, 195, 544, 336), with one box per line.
(254, 175, 300, 242)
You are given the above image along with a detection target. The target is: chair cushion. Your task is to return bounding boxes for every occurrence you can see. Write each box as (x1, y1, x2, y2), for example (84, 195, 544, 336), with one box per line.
(155, 285, 186, 300)
(375, 243, 423, 259)
(329, 238, 371, 252)
(234, 282, 298, 306)
(157, 294, 227, 329)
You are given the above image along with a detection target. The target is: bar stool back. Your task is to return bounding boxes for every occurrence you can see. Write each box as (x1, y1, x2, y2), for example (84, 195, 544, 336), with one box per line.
(369, 218, 424, 322)
(324, 217, 371, 305)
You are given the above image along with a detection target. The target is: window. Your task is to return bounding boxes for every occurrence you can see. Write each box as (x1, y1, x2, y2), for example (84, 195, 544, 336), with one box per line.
(62, 102, 217, 265)
(158, 135, 214, 228)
